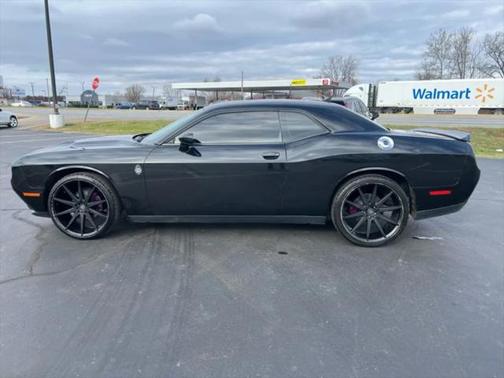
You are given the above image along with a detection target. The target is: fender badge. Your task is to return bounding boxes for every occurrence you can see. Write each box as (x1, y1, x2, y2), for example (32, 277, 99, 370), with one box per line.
(377, 136, 394, 151)
(134, 164, 143, 175)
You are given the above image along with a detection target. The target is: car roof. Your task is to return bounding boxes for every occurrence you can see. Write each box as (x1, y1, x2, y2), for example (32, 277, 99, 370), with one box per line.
(206, 99, 348, 111)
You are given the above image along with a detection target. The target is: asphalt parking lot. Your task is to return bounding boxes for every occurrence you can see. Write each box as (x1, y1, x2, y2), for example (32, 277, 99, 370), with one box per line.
(1, 127, 503, 378)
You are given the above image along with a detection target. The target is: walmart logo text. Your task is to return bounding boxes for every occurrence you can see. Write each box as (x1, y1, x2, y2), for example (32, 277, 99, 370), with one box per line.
(412, 88, 471, 100)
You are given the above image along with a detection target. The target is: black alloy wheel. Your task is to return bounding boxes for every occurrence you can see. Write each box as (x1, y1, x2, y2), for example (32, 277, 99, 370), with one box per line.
(48, 172, 120, 239)
(332, 175, 409, 247)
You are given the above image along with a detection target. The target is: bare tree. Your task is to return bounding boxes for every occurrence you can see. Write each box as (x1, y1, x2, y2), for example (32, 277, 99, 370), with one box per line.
(125, 84, 145, 103)
(481, 32, 504, 78)
(415, 59, 438, 80)
(320, 55, 359, 85)
(450, 27, 481, 79)
(417, 29, 453, 79)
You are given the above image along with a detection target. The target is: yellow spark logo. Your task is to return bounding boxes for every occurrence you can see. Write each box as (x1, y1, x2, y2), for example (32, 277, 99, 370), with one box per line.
(475, 84, 495, 103)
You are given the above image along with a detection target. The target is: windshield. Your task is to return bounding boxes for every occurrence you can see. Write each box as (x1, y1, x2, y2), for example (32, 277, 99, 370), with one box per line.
(141, 110, 202, 144)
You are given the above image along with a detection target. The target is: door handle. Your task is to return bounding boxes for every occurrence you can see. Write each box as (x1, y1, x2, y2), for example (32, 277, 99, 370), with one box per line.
(262, 152, 280, 160)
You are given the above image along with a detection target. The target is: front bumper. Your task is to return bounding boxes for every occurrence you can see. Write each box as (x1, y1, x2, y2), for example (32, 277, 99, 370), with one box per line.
(11, 166, 48, 213)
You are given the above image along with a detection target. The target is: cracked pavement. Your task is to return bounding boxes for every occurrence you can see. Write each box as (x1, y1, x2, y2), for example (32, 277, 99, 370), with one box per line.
(1, 127, 503, 378)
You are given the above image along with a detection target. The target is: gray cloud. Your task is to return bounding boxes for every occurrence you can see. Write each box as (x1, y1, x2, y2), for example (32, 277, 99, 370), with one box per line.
(173, 13, 221, 33)
(103, 38, 130, 47)
(0, 0, 503, 96)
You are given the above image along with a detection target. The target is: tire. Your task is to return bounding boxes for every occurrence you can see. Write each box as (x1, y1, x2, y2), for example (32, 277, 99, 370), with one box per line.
(9, 116, 18, 128)
(48, 172, 121, 239)
(331, 174, 409, 247)
(131, 106, 136, 110)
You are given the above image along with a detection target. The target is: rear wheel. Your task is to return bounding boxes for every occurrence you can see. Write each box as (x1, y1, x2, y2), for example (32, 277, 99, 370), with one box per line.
(9, 116, 18, 128)
(48, 172, 120, 239)
(331, 175, 409, 247)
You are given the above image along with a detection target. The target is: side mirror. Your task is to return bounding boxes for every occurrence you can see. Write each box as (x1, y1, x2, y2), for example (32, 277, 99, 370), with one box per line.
(179, 134, 201, 157)
(179, 135, 201, 146)
(371, 111, 379, 120)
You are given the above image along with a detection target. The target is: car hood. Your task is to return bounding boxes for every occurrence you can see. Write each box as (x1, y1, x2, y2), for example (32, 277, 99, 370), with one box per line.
(37, 134, 140, 152)
(12, 135, 144, 167)
(68, 135, 138, 148)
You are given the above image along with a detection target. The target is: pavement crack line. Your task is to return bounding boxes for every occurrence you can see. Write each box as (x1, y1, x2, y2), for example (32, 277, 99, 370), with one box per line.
(0, 227, 139, 287)
(12, 210, 47, 276)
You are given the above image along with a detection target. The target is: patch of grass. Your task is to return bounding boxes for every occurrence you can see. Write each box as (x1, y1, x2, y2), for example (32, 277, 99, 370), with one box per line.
(42, 120, 170, 135)
(387, 125, 504, 159)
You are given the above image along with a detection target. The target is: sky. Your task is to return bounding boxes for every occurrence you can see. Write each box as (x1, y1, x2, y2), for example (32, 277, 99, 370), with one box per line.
(0, 0, 503, 96)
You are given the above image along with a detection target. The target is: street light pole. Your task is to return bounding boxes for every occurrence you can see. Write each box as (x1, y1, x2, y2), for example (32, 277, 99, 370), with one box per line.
(44, 0, 59, 115)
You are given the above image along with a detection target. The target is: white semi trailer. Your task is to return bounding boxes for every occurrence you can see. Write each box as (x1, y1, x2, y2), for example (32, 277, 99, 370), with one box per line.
(345, 78, 503, 115)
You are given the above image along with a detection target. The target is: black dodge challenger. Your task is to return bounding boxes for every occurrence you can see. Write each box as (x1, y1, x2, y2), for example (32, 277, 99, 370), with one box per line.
(12, 100, 480, 247)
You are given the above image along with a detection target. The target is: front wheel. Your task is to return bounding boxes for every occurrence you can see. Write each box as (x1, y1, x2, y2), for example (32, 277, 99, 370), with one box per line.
(48, 172, 121, 239)
(9, 116, 18, 128)
(331, 174, 409, 247)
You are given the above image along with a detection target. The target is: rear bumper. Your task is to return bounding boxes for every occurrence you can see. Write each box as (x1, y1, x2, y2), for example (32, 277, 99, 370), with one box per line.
(414, 201, 466, 220)
(412, 156, 480, 219)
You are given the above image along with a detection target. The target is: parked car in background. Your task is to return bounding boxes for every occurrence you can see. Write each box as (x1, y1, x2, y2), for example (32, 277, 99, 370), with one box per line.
(114, 102, 133, 109)
(0, 108, 18, 127)
(325, 96, 379, 120)
(132, 100, 160, 110)
(10, 100, 33, 107)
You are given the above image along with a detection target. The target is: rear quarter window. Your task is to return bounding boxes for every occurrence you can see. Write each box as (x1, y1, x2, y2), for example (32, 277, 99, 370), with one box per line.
(279, 111, 328, 142)
(310, 106, 387, 133)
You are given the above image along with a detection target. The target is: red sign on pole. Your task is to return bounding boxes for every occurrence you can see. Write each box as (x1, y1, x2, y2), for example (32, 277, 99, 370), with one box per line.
(91, 76, 100, 91)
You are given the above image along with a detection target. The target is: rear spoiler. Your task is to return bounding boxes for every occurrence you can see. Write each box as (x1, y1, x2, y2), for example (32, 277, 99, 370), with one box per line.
(412, 128, 471, 142)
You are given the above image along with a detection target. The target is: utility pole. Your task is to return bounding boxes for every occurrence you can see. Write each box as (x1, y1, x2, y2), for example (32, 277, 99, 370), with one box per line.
(44, 0, 59, 115)
(241, 71, 244, 100)
(29, 82, 35, 97)
(151, 86, 156, 99)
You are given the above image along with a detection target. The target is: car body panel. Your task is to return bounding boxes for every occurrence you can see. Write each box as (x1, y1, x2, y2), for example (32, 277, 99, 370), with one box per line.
(0, 108, 15, 125)
(144, 143, 286, 215)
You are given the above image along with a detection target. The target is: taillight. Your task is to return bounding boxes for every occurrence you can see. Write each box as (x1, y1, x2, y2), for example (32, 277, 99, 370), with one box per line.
(429, 190, 452, 196)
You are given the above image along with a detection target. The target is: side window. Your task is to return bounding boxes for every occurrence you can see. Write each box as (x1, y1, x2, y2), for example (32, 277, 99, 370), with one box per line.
(185, 111, 281, 144)
(279, 111, 327, 142)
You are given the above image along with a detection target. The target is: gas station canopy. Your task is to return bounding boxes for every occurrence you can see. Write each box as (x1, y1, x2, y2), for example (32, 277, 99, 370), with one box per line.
(172, 78, 347, 92)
